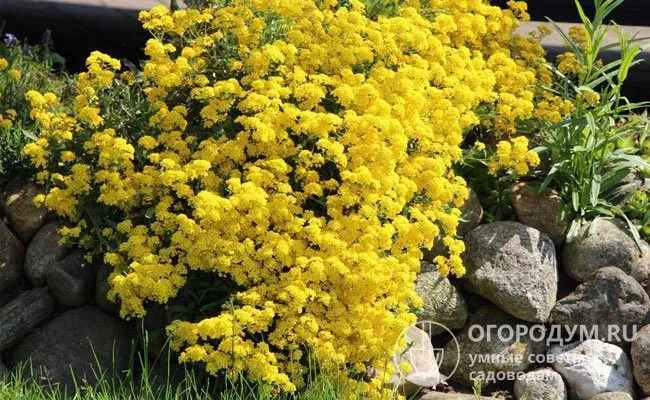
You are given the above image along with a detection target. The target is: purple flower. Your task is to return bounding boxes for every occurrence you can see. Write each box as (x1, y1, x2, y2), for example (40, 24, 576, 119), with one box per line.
(3, 34, 18, 46)
(41, 30, 53, 47)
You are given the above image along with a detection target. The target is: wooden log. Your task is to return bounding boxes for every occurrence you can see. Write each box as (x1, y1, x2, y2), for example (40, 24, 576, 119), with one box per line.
(0, 288, 54, 351)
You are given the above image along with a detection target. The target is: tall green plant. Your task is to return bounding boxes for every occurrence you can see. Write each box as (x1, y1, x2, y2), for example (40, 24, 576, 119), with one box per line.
(537, 0, 650, 243)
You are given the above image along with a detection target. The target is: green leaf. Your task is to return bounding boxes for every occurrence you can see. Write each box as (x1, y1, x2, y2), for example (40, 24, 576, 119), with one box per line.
(546, 18, 584, 61)
(642, 210, 650, 226)
(574, 0, 593, 31)
(593, 0, 625, 27)
(566, 217, 583, 243)
(590, 175, 602, 206)
(585, 112, 598, 136)
(22, 130, 38, 141)
(617, 44, 641, 84)
(620, 212, 645, 252)
(572, 191, 580, 212)
(600, 167, 631, 191)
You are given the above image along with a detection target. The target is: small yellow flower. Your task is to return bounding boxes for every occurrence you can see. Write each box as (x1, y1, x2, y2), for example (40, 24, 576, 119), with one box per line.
(121, 71, 136, 85)
(580, 91, 601, 107)
(557, 52, 582, 75)
(61, 151, 77, 163)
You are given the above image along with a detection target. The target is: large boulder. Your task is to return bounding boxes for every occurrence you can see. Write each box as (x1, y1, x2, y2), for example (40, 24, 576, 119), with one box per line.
(0, 180, 49, 242)
(420, 394, 492, 400)
(455, 188, 484, 237)
(0, 221, 24, 296)
(0, 359, 7, 380)
(24, 221, 69, 286)
(562, 218, 650, 284)
(47, 251, 97, 306)
(550, 267, 649, 344)
(510, 182, 568, 246)
(632, 325, 650, 396)
(589, 393, 633, 400)
(514, 368, 567, 400)
(95, 263, 120, 314)
(440, 305, 545, 387)
(549, 340, 634, 399)
(0, 288, 54, 351)
(415, 262, 467, 334)
(422, 188, 483, 262)
(390, 326, 441, 396)
(11, 305, 134, 390)
(461, 221, 558, 323)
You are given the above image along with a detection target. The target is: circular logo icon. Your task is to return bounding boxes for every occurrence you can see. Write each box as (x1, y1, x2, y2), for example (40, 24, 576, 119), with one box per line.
(392, 320, 460, 390)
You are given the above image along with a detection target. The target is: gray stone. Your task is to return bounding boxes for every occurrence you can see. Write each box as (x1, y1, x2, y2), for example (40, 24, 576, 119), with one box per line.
(510, 182, 568, 246)
(632, 325, 650, 396)
(514, 368, 567, 400)
(47, 251, 97, 306)
(390, 326, 440, 396)
(11, 305, 134, 390)
(422, 188, 483, 262)
(0, 288, 54, 351)
(24, 221, 68, 286)
(551, 267, 649, 344)
(457, 188, 484, 237)
(589, 393, 634, 400)
(420, 393, 492, 400)
(0, 180, 49, 242)
(461, 221, 558, 323)
(440, 305, 545, 386)
(415, 262, 467, 334)
(95, 263, 120, 315)
(0, 221, 24, 296)
(549, 340, 634, 399)
(562, 218, 650, 284)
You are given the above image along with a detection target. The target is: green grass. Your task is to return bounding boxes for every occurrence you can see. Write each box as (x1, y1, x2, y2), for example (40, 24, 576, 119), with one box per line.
(0, 362, 376, 400)
(0, 333, 386, 400)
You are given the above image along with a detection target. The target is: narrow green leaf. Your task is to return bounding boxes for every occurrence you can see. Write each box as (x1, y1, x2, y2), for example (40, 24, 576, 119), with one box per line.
(572, 191, 580, 212)
(590, 175, 601, 206)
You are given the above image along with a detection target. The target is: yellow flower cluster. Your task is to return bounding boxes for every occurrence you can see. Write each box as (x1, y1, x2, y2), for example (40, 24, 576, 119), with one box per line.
(0, 58, 18, 129)
(24, 0, 550, 396)
(579, 90, 601, 107)
(0, 108, 16, 130)
(557, 51, 582, 75)
(488, 136, 540, 175)
(0, 57, 20, 81)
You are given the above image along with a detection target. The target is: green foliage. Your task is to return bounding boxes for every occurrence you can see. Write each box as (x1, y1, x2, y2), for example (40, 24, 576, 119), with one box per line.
(0, 33, 67, 185)
(623, 188, 650, 241)
(0, 329, 375, 400)
(0, 359, 373, 400)
(536, 0, 650, 243)
(457, 151, 517, 223)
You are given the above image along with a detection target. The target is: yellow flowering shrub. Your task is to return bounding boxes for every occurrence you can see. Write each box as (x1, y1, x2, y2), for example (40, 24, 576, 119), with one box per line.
(0, 36, 66, 183)
(24, 0, 554, 395)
